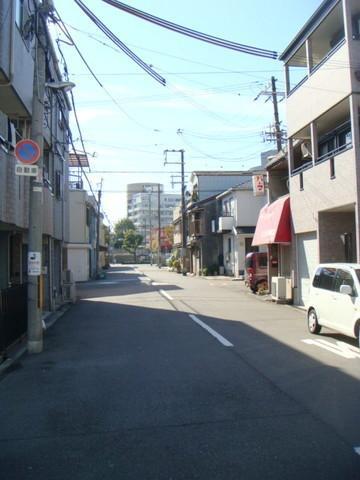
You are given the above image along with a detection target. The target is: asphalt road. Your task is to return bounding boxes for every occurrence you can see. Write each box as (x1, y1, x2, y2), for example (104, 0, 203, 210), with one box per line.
(0, 265, 359, 479)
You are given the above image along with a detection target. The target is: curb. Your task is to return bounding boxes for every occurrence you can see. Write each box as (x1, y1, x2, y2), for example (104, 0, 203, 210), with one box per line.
(0, 303, 72, 378)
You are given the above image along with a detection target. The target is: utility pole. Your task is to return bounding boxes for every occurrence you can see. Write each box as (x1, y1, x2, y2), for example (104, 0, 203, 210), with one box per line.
(149, 191, 152, 265)
(95, 178, 103, 278)
(27, 1, 52, 354)
(164, 149, 186, 275)
(180, 150, 186, 275)
(157, 183, 161, 267)
(254, 77, 285, 153)
(271, 76, 282, 152)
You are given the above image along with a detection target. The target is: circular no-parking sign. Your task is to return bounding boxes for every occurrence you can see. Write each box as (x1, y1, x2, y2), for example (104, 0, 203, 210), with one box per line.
(15, 139, 41, 165)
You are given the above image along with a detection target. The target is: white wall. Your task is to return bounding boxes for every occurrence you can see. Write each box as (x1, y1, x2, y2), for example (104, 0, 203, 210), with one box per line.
(234, 190, 267, 226)
(67, 247, 89, 282)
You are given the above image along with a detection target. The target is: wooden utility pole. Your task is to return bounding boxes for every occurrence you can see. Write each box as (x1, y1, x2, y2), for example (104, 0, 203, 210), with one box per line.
(271, 76, 282, 152)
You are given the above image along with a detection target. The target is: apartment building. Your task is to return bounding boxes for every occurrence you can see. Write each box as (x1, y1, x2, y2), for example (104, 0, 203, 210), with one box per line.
(279, 0, 360, 305)
(0, 1, 70, 354)
(127, 183, 180, 247)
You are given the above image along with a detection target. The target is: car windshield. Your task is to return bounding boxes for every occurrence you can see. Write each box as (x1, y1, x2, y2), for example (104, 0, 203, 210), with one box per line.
(354, 269, 360, 283)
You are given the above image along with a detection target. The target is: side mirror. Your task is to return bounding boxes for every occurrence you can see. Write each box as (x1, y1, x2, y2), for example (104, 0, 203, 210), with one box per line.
(340, 284, 352, 296)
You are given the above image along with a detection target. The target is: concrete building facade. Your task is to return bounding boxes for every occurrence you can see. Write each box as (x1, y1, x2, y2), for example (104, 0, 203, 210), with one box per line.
(127, 183, 180, 247)
(280, 0, 360, 305)
(0, 0, 71, 354)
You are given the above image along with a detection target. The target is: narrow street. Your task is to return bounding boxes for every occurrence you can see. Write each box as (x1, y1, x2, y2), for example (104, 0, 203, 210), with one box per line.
(1, 265, 359, 479)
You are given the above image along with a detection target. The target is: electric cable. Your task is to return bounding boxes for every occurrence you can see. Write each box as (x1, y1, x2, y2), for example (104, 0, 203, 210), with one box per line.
(102, 0, 278, 59)
(74, 0, 166, 86)
(52, 8, 156, 131)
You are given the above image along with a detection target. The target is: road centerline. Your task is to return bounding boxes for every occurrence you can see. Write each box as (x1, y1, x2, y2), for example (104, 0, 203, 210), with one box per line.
(189, 314, 233, 347)
(159, 289, 174, 301)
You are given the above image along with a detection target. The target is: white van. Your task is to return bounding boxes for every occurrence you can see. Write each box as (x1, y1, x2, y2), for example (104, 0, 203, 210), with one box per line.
(307, 263, 360, 347)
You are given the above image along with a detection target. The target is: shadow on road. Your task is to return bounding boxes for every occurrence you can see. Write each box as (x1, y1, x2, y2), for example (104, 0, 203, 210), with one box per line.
(76, 264, 183, 300)
(0, 266, 359, 479)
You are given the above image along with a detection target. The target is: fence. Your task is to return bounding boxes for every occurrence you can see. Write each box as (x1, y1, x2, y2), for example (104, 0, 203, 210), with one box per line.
(0, 284, 27, 356)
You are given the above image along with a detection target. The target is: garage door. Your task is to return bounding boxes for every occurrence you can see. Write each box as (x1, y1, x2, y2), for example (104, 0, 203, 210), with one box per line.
(297, 232, 318, 306)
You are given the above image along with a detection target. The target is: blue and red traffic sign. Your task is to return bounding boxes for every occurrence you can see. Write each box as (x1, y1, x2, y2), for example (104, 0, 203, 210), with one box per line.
(15, 139, 41, 165)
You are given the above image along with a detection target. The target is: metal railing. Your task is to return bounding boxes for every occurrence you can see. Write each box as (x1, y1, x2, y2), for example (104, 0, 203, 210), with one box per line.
(0, 284, 27, 356)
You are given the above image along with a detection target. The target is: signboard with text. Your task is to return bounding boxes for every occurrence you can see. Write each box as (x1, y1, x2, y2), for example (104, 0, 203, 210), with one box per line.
(252, 175, 266, 196)
(28, 252, 41, 276)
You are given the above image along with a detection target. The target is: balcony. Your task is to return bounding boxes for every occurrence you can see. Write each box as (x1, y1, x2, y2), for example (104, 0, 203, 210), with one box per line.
(218, 215, 234, 232)
(189, 219, 204, 238)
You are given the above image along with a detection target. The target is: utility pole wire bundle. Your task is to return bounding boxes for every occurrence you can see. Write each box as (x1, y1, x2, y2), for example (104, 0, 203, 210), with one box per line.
(74, 0, 166, 86)
(102, 0, 278, 60)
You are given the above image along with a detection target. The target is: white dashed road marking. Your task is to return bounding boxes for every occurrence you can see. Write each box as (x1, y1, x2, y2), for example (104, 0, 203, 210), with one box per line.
(302, 339, 360, 359)
(189, 314, 233, 347)
(159, 289, 174, 301)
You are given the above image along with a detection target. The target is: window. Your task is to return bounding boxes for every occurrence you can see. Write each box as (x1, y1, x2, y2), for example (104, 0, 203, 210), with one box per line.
(258, 255, 267, 268)
(317, 267, 336, 290)
(15, 0, 24, 29)
(352, 14, 360, 39)
(312, 267, 322, 287)
(223, 197, 234, 216)
(334, 269, 356, 296)
(330, 157, 335, 179)
(317, 121, 352, 162)
(55, 171, 62, 199)
(228, 238, 232, 254)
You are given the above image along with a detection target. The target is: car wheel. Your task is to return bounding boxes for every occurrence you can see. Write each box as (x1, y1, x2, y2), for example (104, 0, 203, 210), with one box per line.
(307, 308, 321, 334)
(256, 280, 268, 293)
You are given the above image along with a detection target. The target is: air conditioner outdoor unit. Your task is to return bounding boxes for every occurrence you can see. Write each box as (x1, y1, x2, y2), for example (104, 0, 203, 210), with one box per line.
(271, 276, 292, 302)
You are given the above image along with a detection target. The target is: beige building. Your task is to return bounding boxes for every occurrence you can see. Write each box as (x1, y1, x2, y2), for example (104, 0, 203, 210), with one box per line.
(279, 0, 360, 305)
(67, 190, 98, 282)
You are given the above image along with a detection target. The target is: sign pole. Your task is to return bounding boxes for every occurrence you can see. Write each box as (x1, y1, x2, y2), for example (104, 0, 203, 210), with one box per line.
(27, 3, 50, 354)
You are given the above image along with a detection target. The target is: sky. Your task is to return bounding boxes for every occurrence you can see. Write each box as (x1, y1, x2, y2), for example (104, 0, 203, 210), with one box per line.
(51, 0, 323, 227)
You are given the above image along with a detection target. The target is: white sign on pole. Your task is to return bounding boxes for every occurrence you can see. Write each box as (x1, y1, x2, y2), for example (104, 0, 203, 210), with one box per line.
(15, 163, 39, 177)
(252, 175, 266, 196)
(28, 252, 42, 276)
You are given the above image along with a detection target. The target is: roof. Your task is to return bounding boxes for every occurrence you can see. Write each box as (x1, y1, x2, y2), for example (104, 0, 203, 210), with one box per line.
(68, 152, 89, 168)
(279, 0, 340, 62)
(188, 193, 219, 209)
(216, 182, 254, 199)
(266, 149, 287, 170)
(316, 263, 360, 269)
(191, 171, 252, 176)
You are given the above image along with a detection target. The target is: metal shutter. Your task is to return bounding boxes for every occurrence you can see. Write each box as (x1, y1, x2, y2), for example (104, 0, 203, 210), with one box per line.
(297, 232, 318, 306)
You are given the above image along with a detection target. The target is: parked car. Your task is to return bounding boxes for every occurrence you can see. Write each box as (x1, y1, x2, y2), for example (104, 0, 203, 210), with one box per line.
(245, 252, 268, 293)
(307, 263, 360, 346)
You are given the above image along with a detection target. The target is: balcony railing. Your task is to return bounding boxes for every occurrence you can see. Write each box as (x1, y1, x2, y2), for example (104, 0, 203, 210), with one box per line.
(218, 216, 234, 232)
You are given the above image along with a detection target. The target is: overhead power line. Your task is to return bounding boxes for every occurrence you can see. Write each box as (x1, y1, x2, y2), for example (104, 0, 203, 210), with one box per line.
(74, 0, 166, 86)
(102, 0, 278, 60)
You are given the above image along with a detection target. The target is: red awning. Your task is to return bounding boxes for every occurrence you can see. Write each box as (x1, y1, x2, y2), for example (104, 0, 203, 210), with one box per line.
(252, 195, 291, 246)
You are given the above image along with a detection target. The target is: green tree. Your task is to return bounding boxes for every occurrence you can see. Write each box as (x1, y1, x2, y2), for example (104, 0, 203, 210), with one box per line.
(113, 218, 136, 248)
(122, 230, 143, 262)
